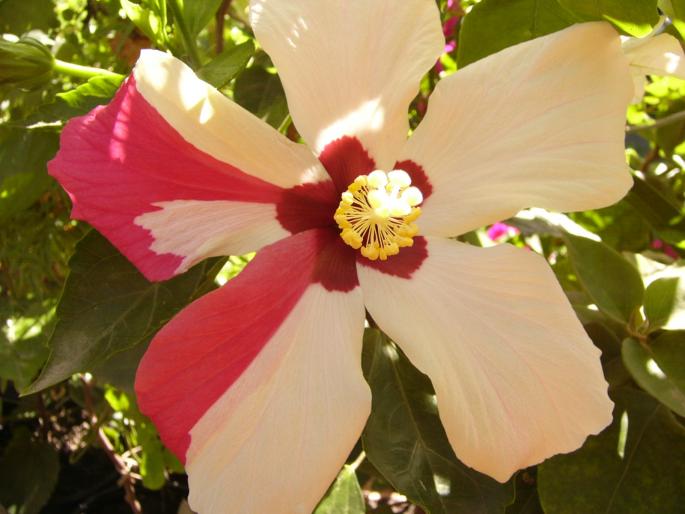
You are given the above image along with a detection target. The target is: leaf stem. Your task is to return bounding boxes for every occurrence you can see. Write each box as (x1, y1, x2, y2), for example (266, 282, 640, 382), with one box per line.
(350, 450, 366, 471)
(168, 0, 202, 68)
(53, 59, 124, 80)
(627, 110, 685, 134)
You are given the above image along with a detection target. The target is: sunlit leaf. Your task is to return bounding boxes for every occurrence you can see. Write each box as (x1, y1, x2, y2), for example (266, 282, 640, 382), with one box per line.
(644, 273, 685, 330)
(180, 0, 224, 37)
(557, 0, 659, 36)
(622, 334, 685, 416)
(458, 0, 576, 67)
(314, 465, 365, 514)
(198, 40, 255, 88)
(565, 234, 644, 323)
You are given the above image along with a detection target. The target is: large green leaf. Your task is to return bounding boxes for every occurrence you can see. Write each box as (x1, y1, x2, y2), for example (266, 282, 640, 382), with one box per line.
(557, 0, 659, 36)
(457, 0, 576, 67)
(314, 465, 365, 514)
(25, 231, 222, 394)
(361, 329, 514, 514)
(538, 388, 685, 513)
(622, 334, 685, 416)
(233, 65, 289, 129)
(0, 428, 60, 514)
(0, 127, 58, 221)
(565, 234, 644, 324)
(198, 40, 255, 88)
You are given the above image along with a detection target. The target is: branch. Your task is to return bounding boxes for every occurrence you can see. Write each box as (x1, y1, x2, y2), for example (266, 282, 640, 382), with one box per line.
(82, 376, 141, 514)
(215, 0, 231, 54)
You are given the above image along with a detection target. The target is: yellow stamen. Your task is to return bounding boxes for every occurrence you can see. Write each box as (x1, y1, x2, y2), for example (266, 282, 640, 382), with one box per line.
(335, 169, 424, 261)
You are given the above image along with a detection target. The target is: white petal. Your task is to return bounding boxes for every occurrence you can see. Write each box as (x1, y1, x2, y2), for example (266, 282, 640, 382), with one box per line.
(249, 0, 444, 168)
(623, 33, 685, 102)
(186, 285, 370, 514)
(134, 50, 326, 187)
(400, 22, 633, 238)
(134, 200, 287, 275)
(358, 237, 613, 482)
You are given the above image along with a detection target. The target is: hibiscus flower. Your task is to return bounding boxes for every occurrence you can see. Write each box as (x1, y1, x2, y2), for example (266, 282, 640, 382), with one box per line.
(49, 1, 638, 512)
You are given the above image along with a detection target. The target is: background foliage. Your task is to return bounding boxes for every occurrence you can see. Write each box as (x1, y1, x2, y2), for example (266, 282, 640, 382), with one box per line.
(1, 0, 685, 512)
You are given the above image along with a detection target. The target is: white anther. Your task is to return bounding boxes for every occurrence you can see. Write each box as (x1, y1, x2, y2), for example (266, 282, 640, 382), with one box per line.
(401, 186, 423, 207)
(367, 189, 389, 210)
(388, 169, 412, 188)
(341, 191, 354, 204)
(367, 170, 388, 188)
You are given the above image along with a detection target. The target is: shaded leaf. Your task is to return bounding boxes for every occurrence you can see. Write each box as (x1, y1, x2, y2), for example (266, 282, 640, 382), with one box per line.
(233, 65, 289, 129)
(0, 127, 58, 221)
(622, 334, 685, 416)
(565, 234, 644, 323)
(361, 329, 514, 514)
(25, 231, 222, 394)
(314, 465, 365, 514)
(626, 174, 685, 246)
(0, 428, 60, 514)
(538, 388, 685, 514)
(458, 0, 576, 67)
(198, 40, 255, 88)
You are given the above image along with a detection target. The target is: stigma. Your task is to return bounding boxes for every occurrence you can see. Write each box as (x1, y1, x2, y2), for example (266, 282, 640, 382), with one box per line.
(334, 169, 423, 261)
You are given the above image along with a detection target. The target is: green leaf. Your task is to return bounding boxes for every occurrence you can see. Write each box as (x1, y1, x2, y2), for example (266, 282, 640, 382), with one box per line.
(120, 0, 168, 48)
(25, 231, 222, 394)
(557, 0, 659, 36)
(23, 75, 123, 127)
(0, 428, 60, 514)
(644, 274, 685, 330)
(622, 334, 685, 416)
(565, 234, 644, 323)
(198, 40, 255, 88)
(457, 0, 577, 67)
(181, 0, 223, 37)
(0, 334, 49, 391)
(538, 388, 685, 514)
(314, 465, 365, 514)
(57, 75, 124, 109)
(0, 0, 57, 34)
(233, 65, 289, 129)
(626, 174, 685, 246)
(0, 127, 58, 221)
(361, 329, 514, 514)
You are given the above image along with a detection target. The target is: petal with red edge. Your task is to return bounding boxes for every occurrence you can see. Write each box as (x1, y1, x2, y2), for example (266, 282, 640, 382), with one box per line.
(135, 229, 366, 514)
(250, 0, 444, 169)
(400, 22, 634, 238)
(358, 237, 613, 483)
(49, 51, 327, 281)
